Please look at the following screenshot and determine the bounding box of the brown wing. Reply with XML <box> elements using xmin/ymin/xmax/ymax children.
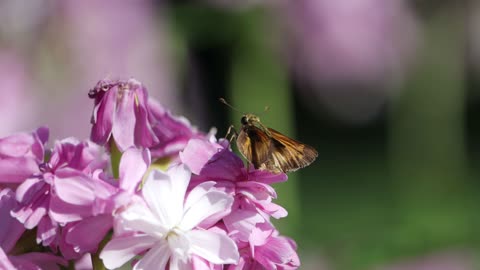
<box><xmin>236</xmin><ymin>126</ymin><xmax>271</xmax><ymax>169</ymax></box>
<box><xmin>261</xmin><ymin>128</ymin><xmax>318</xmax><ymax>173</ymax></box>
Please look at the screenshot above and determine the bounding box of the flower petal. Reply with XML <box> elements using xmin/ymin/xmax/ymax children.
<box><xmin>120</xmin><ymin>202</ymin><xmax>167</xmax><ymax>237</ymax></box>
<box><xmin>0</xmin><ymin>157</ymin><xmax>40</xmax><ymax>183</ymax></box>
<box><xmin>111</xmin><ymin>90</ymin><xmax>136</xmax><ymax>151</ymax></box>
<box><xmin>90</xmin><ymin>88</ymin><xmax>115</xmax><ymax>145</ymax></box>
<box><xmin>133</xmin><ymin>241</ymin><xmax>170</xmax><ymax>270</ymax></box>
<box><xmin>133</xmin><ymin>87</ymin><xmax>158</xmax><ymax>148</ymax></box>
<box><xmin>180</xmin><ymin>139</ymin><xmax>244</xmax><ymax>181</ymax></box>
<box><xmin>100</xmin><ymin>234</ymin><xmax>157</xmax><ymax>269</ymax></box>
<box><xmin>180</xmin><ymin>191</ymin><xmax>233</xmax><ymax>231</ymax></box>
<box><xmin>53</xmin><ymin>173</ymin><xmax>95</xmax><ymax>205</ymax></box>
<box><xmin>142</xmin><ymin>165</ymin><xmax>190</xmax><ymax>228</ymax></box>
<box><xmin>179</xmin><ymin>139</ymin><xmax>220</xmax><ymax>175</ymax></box>
<box><xmin>223</xmin><ymin>209</ymin><xmax>265</xmax><ymax>243</ymax></box>
<box><xmin>169</xmin><ymin>253</ymin><xmax>190</xmax><ymax>270</ymax></box>
<box><xmin>0</xmin><ymin>189</ymin><xmax>24</xmax><ymax>252</ymax></box>
<box><xmin>0</xmin><ymin>248</ymin><xmax>16</xmax><ymax>270</ymax></box>
<box><xmin>119</xmin><ymin>148</ymin><xmax>151</xmax><ymax>193</ymax></box>
<box><xmin>183</xmin><ymin>181</ymin><xmax>216</xmax><ymax>212</ymax></box>
<box><xmin>65</xmin><ymin>215</ymin><xmax>112</xmax><ymax>255</ymax></box>
<box><xmin>14</xmin><ymin>177</ymin><xmax>43</xmax><ymax>204</ymax></box>
<box><xmin>37</xmin><ymin>217</ymin><xmax>58</xmax><ymax>246</ymax></box>
<box><xmin>255</xmin><ymin>236</ymin><xmax>300</xmax><ymax>269</ymax></box>
<box><xmin>189</xmin><ymin>229</ymin><xmax>239</xmax><ymax>264</ymax></box>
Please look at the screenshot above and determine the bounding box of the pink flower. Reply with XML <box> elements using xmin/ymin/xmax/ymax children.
<box><xmin>148</xmin><ymin>99</ymin><xmax>206</xmax><ymax>159</ymax></box>
<box><xmin>0</xmin><ymin>189</ymin><xmax>66</xmax><ymax>270</ymax></box>
<box><xmin>89</xmin><ymin>78</ymin><xmax>209</xmax><ymax>160</ymax></box>
<box><xmin>0</xmin><ymin>189</ymin><xmax>24</xmax><ymax>254</ymax></box>
<box><xmin>89</xmin><ymin>78</ymin><xmax>158</xmax><ymax>152</ymax></box>
<box><xmin>53</xmin><ymin>148</ymin><xmax>150</xmax><ymax>259</ymax></box>
<box><xmin>100</xmin><ymin>164</ymin><xmax>239</xmax><ymax>269</ymax></box>
<box><xmin>180</xmin><ymin>138</ymin><xmax>301</xmax><ymax>269</ymax></box>
<box><xmin>231</xmin><ymin>233</ymin><xmax>300</xmax><ymax>270</ymax></box>
<box><xmin>9</xmin><ymin>138</ymin><xmax>106</xmax><ymax>248</ymax></box>
<box><xmin>0</xmin><ymin>127</ymin><xmax>48</xmax><ymax>185</ymax></box>
<box><xmin>1</xmin><ymin>249</ymin><xmax>67</xmax><ymax>270</ymax></box>
<box><xmin>180</xmin><ymin>138</ymin><xmax>288</xmax><ymax>219</ymax></box>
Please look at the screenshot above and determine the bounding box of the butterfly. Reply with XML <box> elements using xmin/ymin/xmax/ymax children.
<box><xmin>220</xmin><ymin>98</ymin><xmax>318</xmax><ymax>174</ymax></box>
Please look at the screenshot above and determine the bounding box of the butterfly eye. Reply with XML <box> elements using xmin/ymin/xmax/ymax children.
<box><xmin>241</xmin><ymin>116</ymin><xmax>248</xmax><ymax>125</ymax></box>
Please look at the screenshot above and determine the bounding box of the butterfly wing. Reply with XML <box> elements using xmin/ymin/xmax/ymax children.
<box><xmin>263</xmin><ymin>128</ymin><xmax>318</xmax><ymax>173</ymax></box>
<box><xmin>237</xmin><ymin>126</ymin><xmax>271</xmax><ymax>169</ymax></box>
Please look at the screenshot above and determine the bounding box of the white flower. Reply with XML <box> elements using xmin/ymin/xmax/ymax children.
<box><xmin>100</xmin><ymin>164</ymin><xmax>239</xmax><ymax>270</ymax></box>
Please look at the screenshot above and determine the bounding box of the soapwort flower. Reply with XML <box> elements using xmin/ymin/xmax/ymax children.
<box><xmin>0</xmin><ymin>77</ymin><xmax>302</xmax><ymax>270</ymax></box>
<box><xmin>89</xmin><ymin>78</ymin><xmax>158</xmax><ymax>152</ymax></box>
<box><xmin>4</xmin><ymin>135</ymin><xmax>107</xmax><ymax>248</ymax></box>
<box><xmin>0</xmin><ymin>189</ymin><xmax>66</xmax><ymax>270</ymax></box>
<box><xmin>88</xmin><ymin>78</ymin><xmax>206</xmax><ymax>160</ymax></box>
<box><xmin>100</xmin><ymin>164</ymin><xmax>239</xmax><ymax>269</ymax></box>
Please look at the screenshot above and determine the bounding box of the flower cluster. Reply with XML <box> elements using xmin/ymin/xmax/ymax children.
<box><xmin>0</xmin><ymin>78</ymin><xmax>300</xmax><ymax>270</ymax></box>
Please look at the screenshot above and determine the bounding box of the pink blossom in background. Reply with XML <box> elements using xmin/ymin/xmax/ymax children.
<box><xmin>59</xmin><ymin>0</ymin><xmax>176</xmax><ymax>139</ymax></box>
<box><xmin>283</xmin><ymin>0</ymin><xmax>418</xmax><ymax>83</ymax></box>
<box><xmin>0</xmin><ymin>1</ymin><xmax>177</xmax><ymax>140</ymax></box>
<box><xmin>279</xmin><ymin>0</ymin><xmax>419</xmax><ymax>123</ymax></box>
<box><xmin>0</xmin><ymin>53</ymin><xmax>35</xmax><ymax>137</ymax></box>
<box><xmin>0</xmin><ymin>0</ymin><xmax>52</xmax><ymax>44</ymax></box>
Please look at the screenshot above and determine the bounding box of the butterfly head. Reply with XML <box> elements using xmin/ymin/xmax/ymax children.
<box><xmin>241</xmin><ymin>114</ymin><xmax>261</xmax><ymax>126</ymax></box>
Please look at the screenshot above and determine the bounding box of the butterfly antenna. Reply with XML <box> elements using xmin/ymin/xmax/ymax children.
<box><xmin>219</xmin><ymin>98</ymin><xmax>243</xmax><ymax>114</ymax></box>
<box><xmin>257</xmin><ymin>105</ymin><xmax>270</xmax><ymax>118</ymax></box>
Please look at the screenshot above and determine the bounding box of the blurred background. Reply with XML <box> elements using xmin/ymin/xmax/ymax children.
<box><xmin>0</xmin><ymin>0</ymin><xmax>479</xmax><ymax>269</ymax></box>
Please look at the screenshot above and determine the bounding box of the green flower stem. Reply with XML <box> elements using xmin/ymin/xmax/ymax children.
<box><xmin>109</xmin><ymin>139</ymin><xmax>122</xmax><ymax>179</ymax></box>
<box><xmin>91</xmin><ymin>232</ymin><xmax>112</xmax><ymax>270</ymax></box>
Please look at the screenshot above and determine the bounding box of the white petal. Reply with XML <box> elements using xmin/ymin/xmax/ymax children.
<box><xmin>180</xmin><ymin>191</ymin><xmax>233</xmax><ymax>231</ymax></box>
<box><xmin>169</xmin><ymin>254</ymin><xmax>190</xmax><ymax>270</ymax></box>
<box><xmin>100</xmin><ymin>234</ymin><xmax>157</xmax><ymax>269</ymax></box>
<box><xmin>133</xmin><ymin>241</ymin><xmax>170</xmax><ymax>270</ymax></box>
<box><xmin>120</xmin><ymin>203</ymin><xmax>168</xmax><ymax>237</ymax></box>
<box><xmin>183</xmin><ymin>181</ymin><xmax>216</xmax><ymax>211</ymax></box>
<box><xmin>188</xmin><ymin>230</ymin><xmax>239</xmax><ymax>264</ymax></box>
<box><xmin>166</xmin><ymin>164</ymin><xmax>191</xmax><ymax>220</ymax></box>
<box><xmin>142</xmin><ymin>165</ymin><xmax>190</xmax><ymax>228</ymax></box>
<box><xmin>167</xmin><ymin>228</ymin><xmax>191</xmax><ymax>259</ymax></box>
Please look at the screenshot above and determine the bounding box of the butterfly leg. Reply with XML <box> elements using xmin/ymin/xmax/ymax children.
<box><xmin>225</xmin><ymin>125</ymin><xmax>238</xmax><ymax>143</ymax></box>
